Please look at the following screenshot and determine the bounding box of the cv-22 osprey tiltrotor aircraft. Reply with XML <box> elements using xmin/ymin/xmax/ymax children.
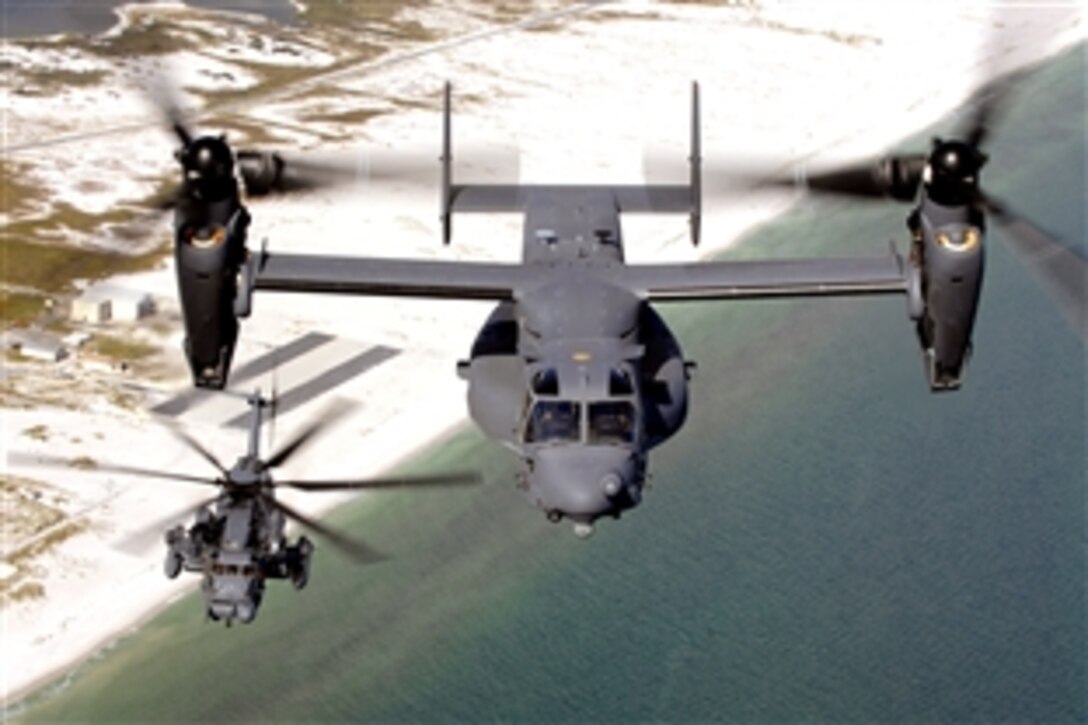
<box><xmin>165</xmin><ymin>81</ymin><xmax>1085</xmax><ymax>538</ymax></box>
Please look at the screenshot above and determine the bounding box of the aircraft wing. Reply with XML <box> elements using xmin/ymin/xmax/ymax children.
<box><xmin>621</xmin><ymin>254</ymin><xmax>909</xmax><ymax>300</ymax></box>
<box><xmin>253</xmin><ymin>251</ymin><xmax>907</xmax><ymax>302</ymax></box>
<box><xmin>252</xmin><ymin>252</ymin><xmax>532</xmax><ymax>300</ymax></box>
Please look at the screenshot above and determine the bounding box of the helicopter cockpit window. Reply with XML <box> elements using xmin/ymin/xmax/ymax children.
<box><xmin>525</xmin><ymin>400</ymin><xmax>581</xmax><ymax>444</ymax></box>
<box><xmin>531</xmin><ymin>368</ymin><xmax>559</xmax><ymax>396</ymax></box>
<box><xmin>589</xmin><ymin>401</ymin><xmax>636</xmax><ymax>445</ymax></box>
<box><xmin>608</xmin><ymin>368</ymin><xmax>634</xmax><ymax>396</ymax></box>
<box><xmin>212</xmin><ymin>562</ymin><xmax>255</xmax><ymax>577</ymax></box>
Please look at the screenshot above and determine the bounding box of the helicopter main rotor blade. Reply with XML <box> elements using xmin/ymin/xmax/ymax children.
<box><xmin>269</xmin><ymin>497</ymin><xmax>385</xmax><ymax>565</ymax></box>
<box><xmin>962</xmin><ymin>75</ymin><xmax>1008</xmax><ymax>149</ymax></box>
<box><xmin>163</xmin><ymin>423</ymin><xmax>230</xmax><ymax>477</ymax></box>
<box><xmin>237</xmin><ymin>145</ymin><xmax>519</xmax><ymax>199</ymax></box>
<box><xmin>115</xmin><ymin>494</ymin><xmax>221</xmax><ymax>555</ymax></box>
<box><xmin>980</xmin><ymin>191</ymin><xmax>1088</xmax><ymax>340</ymax></box>
<box><xmin>141</xmin><ymin>69</ymin><xmax>195</xmax><ymax>148</ymax></box>
<box><xmin>649</xmin><ymin>150</ymin><xmax>927</xmax><ymax>203</ymax></box>
<box><xmin>784</xmin><ymin>154</ymin><xmax>928</xmax><ymax>202</ymax></box>
<box><xmin>236</xmin><ymin>150</ymin><xmax>355</xmax><ymax>198</ymax></box>
<box><xmin>6</xmin><ymin>451</ymin><xmax>220</xmax><ymax>486</ymax></box>
<box><xmin>278</xmin><ymin>471</ymin><xmax>483</xmax><ymax>492</ymax></box>
<box><xmin>263</xmin><ymin>399</ymin><xmax>354</xmax><ymax>470</ymax></box>
<box><xmin>959</xmin><ymin>7</ymin><xmax>1035</xmax><ymax>151</ymax></box>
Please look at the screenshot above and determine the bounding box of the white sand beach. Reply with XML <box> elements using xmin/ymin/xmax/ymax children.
<box><xmin>1</xmin><ymin>0</ymin><xmax>1083</xmax><ymax>707</ymax></box>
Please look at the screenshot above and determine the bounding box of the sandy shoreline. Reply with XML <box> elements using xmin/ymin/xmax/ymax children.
<box><xmin>2</xmin><ymin>0</ymin><xmax>1084</xmax><ymax>710</ymax></box>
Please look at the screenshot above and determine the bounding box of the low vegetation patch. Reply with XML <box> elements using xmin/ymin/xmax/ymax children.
<box><xmin>3</xmin><ymin>581</ymin><xmax>46</xmax><ymax>604</ymax></box>
<box><xmin>0</xmin><ymin>475</ymin><xmax>67</xmax><ymax>552</ymax></box>
<box><xmin>1</xmin><ymin>517</ymin><xmax>89</xmax><ymax>605</ymax></box>
<box><xmin>69</xmin><ymin>456</ymin><xmax>98</xmax><ymax>471</ymax></box>
<box><xmin>0</xmin><ymin>237</ymin><xmax>165</xmax><ymax>296</ymax></box>
<box><xmin>9</xmin><ymin>520</ymin><xmax>89</xmax><ymax>565</ymax></box>
<box><xmin>299</xmin><ymin>107</ymin><xmax>389</xmax><ymax>127</ymax></box>
<box><xmin>84</xmin><ymin>334</ymin><xmax>157</xmax><ymax>363</ymax></box>
<box><xmin>299</xmin><ymin>0</ymin><xmax>431</xmax><ymax>33</ymax></box>
<box><xmin>13</xmin><ymin>67</ymin><xmax>109</xmax><ymax>92</ymax></box>
<box><xmin>20</xmin><ymin>425</ymin><xmax>49</xmax><ymax>442</ymax></box>
<box><xmin>1</xmin><ymin>292</ymin><xmax>46</xmax><ymax>328</ymax></box>
<box><xmin>0</xmin><ymin>160</ymin><xmax>50</xmax><ymax>218</ymax></box>
<box><xmin>80</xmin><ymin>17</ymin><xmax>197</xmax><ymax>57</ymax></box>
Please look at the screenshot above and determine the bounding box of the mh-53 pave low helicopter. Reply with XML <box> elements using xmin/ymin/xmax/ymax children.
<box><xmin>15</xmin><ymin>391</ymin><xmax>480</xmax><ymax>625</ymax></box>
<box><xmin>164</xmin><ymin>77</ymin><xmax>1084</xmax><ymax>538</ymax></box>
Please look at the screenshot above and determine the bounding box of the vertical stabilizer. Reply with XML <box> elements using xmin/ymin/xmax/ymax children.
<box><xmin>441</xmin><ymin>81</ymin><xmax>453</xmax><ymax>245</ymax></box>
<box><xmin>690</xmin><ymin>80</ymin><xmax>702</xmax><ymax>246</ymax></box>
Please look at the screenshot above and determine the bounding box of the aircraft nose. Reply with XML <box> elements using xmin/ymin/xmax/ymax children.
<box><xmin>210</xmin><ymin>600</ymin><xmax>236</xmax><ymax>621</ymax></box>
<box><xmin>530</xmin><ymin>447</ymin><xmax>639</xmax><ymax>521</ymax></box>
<box><xmin>209</xmin><ymin>596</ymin><xmax>256</xmax><ymax>624</ymax></box>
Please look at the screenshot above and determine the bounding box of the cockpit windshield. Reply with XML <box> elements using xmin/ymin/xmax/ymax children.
<box><xmin>525</xmin><ymin>400</ymin><xmax>581</xmax><ymax>444</ymax></box>
<box><xmin>589</xmin><ymin>401</ymin><xmax>636</xmax><ymax>445</ymax></box>
<box><xmin>211</xmin><ymin>562</ymin><xmax>257</xmax><ymax>577</ymax></box>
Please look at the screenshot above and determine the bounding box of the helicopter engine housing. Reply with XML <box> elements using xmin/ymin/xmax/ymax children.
<box><xmin>638</xmin><ymin>305</ymin><xmax>689</xmax><ymax>446</ymax></box>
<box><xmin>174</xmin><ymin>202</ymin><xmax>250</xmax><ymax>389</ymax></box>
<box><xmin>460</xmin><ymin>302</ymin><xmax>525</xmax><ymax>444</ymax></box>
<box><xmin>911</xmin><ymin>198</ymin><xmax>985</xmax><ymax>391</ymax></box>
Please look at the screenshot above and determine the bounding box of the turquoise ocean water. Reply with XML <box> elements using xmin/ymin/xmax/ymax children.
<box><xmin>16</xmin><ymin>43</ymin><xmax>1085</xmax><ymax>723</ymax></box>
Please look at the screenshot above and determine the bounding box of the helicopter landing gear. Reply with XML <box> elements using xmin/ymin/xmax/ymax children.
<box><xmin>163</xmin><ymin>525</ymin><xmax>187</xmax><ymax>579</ymax></box>
<box><xmin>164</xmin><ymin>550</ymin><xmax>183</xmax><ymax>579</ymax></box>
<box><xmin>288</xmin><ymin>536</ymin><xmax>313</xmax><ymax>590</ymax></box>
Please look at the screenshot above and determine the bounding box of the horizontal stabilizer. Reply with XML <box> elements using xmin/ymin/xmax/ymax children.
<box><xmin>442</xmin><ymin>81</ymin><xmax>701</xmax><ymax>244</ymax></box>
<box><xmin>448</xmin><ymin>183</ymin><xmax>693</xmax><ymax>214</ymax></box>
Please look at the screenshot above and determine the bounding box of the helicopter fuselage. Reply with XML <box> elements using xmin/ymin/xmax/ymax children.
<box><xmin>164</xmin><ymin>480</ymin><xmax>311</xmax><ymax>625</ymax></box>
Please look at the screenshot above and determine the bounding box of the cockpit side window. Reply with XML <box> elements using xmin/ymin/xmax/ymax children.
<box><xmin>525</xmin><ymin>400</ymin><xmax>581</xmax><ymax>443</ymax></box>
<box><xmin>609</xmin><ymin>367</ymin><xmax>634</xmax><ymax>396</ymax></box>
<box><xmin>531</xmin><ymin>368</ymin><xmax>559</xmax><ymax>396</ymax></box>
<box><xmin>589</xmin><ymin>401</ymin><xmax>636</xmax><ymax>445</ymax></box>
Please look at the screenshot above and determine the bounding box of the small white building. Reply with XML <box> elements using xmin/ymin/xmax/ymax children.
<box><xmin>110</xmin><ymin>292</ymin><xmax>155</xmax><ymax>322</ymax></box>
<box><xmin>5</xmin><ymin>330</ymin><xmax>68</xmax><ymax>362</ymax></box>
<box><xmin>70</xmin><ymin>296</ymin><xmax>111</xmax><ymax>324</ymax></box>
<box><xmin>71</xmin><ymin>288</ymin><xmax>154</xmax><ymax>323</ymax></box>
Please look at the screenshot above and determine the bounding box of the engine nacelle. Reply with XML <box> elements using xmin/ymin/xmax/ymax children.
<box><xmin>460</xmin><ymin>303</ymin><xmax>525</xmax><ymax>444</ymax></box>
<box><xmin>237</xmin><ymin>151</ymin><xmax>285</xmax><ymax>197</ymax></box>
<box><xmin>174</xmin><ymin>203</ymin><xmax>250</xmax><ymax>389</ymax></box>
<box><xmin>911</xmin><ymin>199</ymin><xmax>985</xmax><ymax>391</ymax></box>
<box><xmin>638</xmin><ymin>305</ymin><xmax>689</xmax><ymax>447</ymax></box>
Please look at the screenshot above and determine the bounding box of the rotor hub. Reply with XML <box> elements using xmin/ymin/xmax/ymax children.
<box><xmin>178</xmin><ymin>136</ymin><xmax>236</xmax><ymax>199</ymax></box>
<box><xmin>924</xmin><ymin>139</ymin><xmax>987</xmax><ymax>206</ymax></box>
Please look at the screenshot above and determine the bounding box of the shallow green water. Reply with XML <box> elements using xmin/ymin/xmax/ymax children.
<box><xmin>18</xmin><ymin>44</ymin><xmax>1085</xmax><ymax>723</ymax></box>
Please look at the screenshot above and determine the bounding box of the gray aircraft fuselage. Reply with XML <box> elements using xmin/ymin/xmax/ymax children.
<box><xmin>461</xmin><ymin>189</ymin><xmax>689</xmax><ymax>534</ymax></box>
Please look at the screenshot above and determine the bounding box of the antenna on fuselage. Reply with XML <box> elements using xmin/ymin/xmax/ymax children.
<box><xmin>690</xmin><ymin>80</ymin><xmax>702</xmax><ymax>247</ymax></box>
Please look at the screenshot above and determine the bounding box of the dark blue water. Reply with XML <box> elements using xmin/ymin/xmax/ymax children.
<box><xmin>16</xmin><ymin>43</ymin><xmax>1085</xmax><ymax>723</ymax></box>
<box><xmin>0</xmin><ymin>0</ymin><xmax>295</xmax><ymax>39</ymax></box>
